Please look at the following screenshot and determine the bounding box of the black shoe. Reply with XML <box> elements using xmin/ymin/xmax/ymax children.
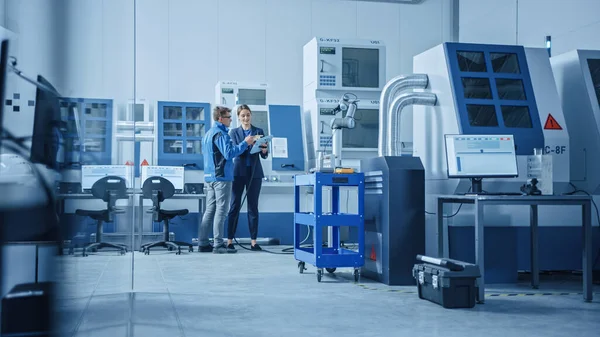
<box><xmin>198</xmin><ymin>245</ymin><xmax>213</xmax><ymax>253</ymax></box>
<box><xmin>226</xmin><ymin>244</ymin><xmax>237</xmax><ymax>254</ymax></box>
<box><xmin>251</xmin><ymin>244</ymin><xmax>262</xmax><ymax>251</ymax></box>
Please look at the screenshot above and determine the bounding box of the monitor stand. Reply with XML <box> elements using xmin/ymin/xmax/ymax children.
<box><xmin>470</xmin><ymin>177</ymin><xmax>483</xmax><ymax>194</ymax></box>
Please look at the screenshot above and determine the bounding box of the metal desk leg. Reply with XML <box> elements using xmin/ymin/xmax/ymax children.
<box><xmin>138</xmin><ymin>195</ymin><xmax>144</xmax><ymax>250</ymax></box>
<box><xmin>198</xmin><ymin>198</ymin><xmax>205</xmax><ymax>249</ymax></box>
<box><xmin>475</xmin><ymin>200</ymin><xmax>485</xmax><ymax>303</ymax></box>
<box><xmin>530</xmin><ymin>204</ymin><xmax>539</xmax><ymax>289</ymax></box>
<box><xmin>437</xmin><ymin>199</ymin><xmax>445</xmax><ymax>258</ymax></box>
<box><xmin>583</xmin><ymin>200</ymin><xmax>593</xmax><ymax>302</ymax></box>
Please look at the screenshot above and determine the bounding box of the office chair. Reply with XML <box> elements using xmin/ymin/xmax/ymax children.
<box><xmin>140</xmin><ymin>176</ymin><xmax>193</xmax><ymax>255</ymax></box>
<box><xmin>74</xmin><ymin>176</ymin><xmax>128</xmax><ymax>256</ymax></box>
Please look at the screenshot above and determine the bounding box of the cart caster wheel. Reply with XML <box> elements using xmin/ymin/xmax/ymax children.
<box><xmin>189</xmin><ymin>247</ymin><xmax>194</xmax><ymax>252</ymax></box>
<box><xmin>326</xmin><ymin>268</ymin><xmax>336</xmax><ymax>274</ymax></box>
<box><xmin>145</xmin><ymin>249</ymin><xmax>150</xmax><ymax>255</ymax></box>
<box><xmin>298</xmin><ymin>262</ymin><xmax>306</xmax><ymax>274</ymax></box>
<box><xmin>168</xmin><ymin>246</ymin><xmax>174</xmax><ymax>251</ymax></box>
<box><xmin>317</xmin><ymin>269</ymin><xmax>323</xmax><ymax>282</ymax></box>
<box><xmin>353</xmin><ymin>269</ymin><xmax>360</xmax><ymax>282</ymax></box>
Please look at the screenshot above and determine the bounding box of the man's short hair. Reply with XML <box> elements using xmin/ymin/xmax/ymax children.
<box><xmin>213</xmin><ymin>106</ymin><xmax>231</xmax><ymax>121</ymax></box>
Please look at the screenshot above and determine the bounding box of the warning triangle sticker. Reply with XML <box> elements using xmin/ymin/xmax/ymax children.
<box><xmin>141</xmin><ymin>159</ymin><xmax>149</xmax><ymax>166</ymax></box>
<box><xmin>370</xmin><ymin>245</ymin><xmax>376</xmax><ymax>261</ymax></box>
<box><xmin>544</xmin><ymin>114</ymin><xmax>562</xmax><ymax>130</ymax></box>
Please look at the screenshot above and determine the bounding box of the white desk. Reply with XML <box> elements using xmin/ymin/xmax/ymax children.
<box><xmin>436</xmin><ymin>194</ymin><xmax>593</xmax><ymax>303</ymax></box>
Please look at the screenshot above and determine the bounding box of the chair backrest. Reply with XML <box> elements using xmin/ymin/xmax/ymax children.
<box><xmin>142</xmin><ymin>176</ymin><xmax>175</xmax><ymax>202</ymax></box>
<box><xmin>91</xmin><ymin>176</ymin><xmax>128</xmax><ymax>202</ymax></box>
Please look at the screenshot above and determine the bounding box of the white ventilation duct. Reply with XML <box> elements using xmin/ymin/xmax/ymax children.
<box><xmin>387</xmin><ymin>92</ymin><xmax>437</xmax><ymax>156</ymax></box>
<box><xmin>377</xmin><ymin>74</ymin><xmax>429</xmax><ymax>156</ymax></box>
<box><xmin>344</xmin><ymin>0</ymin><xmax>426</xmax><ymax>4</ymax></box>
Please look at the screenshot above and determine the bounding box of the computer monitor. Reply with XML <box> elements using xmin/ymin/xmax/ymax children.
<box><xmin>30</xmin><ymin>75</ymin><xmax>64</xmax><ymax>169</ymax></box>
<box><xmin>444</xmin><ymin>134</ymin><xmax>518</xmax><ymax>194</ymax></box>
<box><xmin>141</xmin><ymin>166</ymin><xmax>185</xmax><ymax>192</ymax></box>
<box><xmin>81</xmin><ymin>165</ymin><xmax>133</xmax><ymax>191</ymax></box>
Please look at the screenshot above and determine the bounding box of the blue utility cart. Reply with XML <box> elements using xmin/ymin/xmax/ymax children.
<box><xmin>294</xmin><ymin>172</ymin><xmax>365</xmax><ymax>282</ymax></box>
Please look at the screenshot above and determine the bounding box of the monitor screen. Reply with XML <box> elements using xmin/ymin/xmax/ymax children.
<box><xmin>445</xmin><ymin>134</ymin><xmax>518</xmax><ymax>178</ymax></box>
<box><xmin>81</xmin><ymin>165</ymin><xmax>133</xmax><ymax>190</ymax></box>
<box><xmin>342</xmin><ymin>47</ymin><xmax>379</xmax><ymax>88</ymax></box>
<box><xmin>141</xmin><ymin>165</ymin><xmax>184</xmax><ymax>191</ymax></box>
<box><xmin>30</xmin><ymin>75</ymin><xmax>64</xmax><ymax>169</ymax></box>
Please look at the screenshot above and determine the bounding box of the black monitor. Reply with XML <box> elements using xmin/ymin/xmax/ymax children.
<box><xmin>0</xmin><ymin>39</ymin><xmax>9</xmax><ymax>153</ymax></box>
<box><xmin>444</xmin><ymin>134</ymin><xmax>519</xmax><ymax>194</ymax></box>
<box><xmin>30</xmin><ymin>75</ymin><xmax>64</xmax><ymax>169</ymax></box>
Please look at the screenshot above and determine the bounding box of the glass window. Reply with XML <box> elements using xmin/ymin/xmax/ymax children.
<box><xmin>587</xmin><ymin>59</ymin><xmax>600</xmax><ymax>109</ymax></box>
<box><xmin>342</xmin><ymin>47</ymin><xmax>379</xmax><ymax>88</ymax></box>
<box><xmin>490</xmin><ymin>53</ymin><xmax>521</xmax><ymax>74</ymax></box>
<box><xmin>85</xmin><ymin>120</ymin><xmax>107</xmax><ymax>135</ymax></box>
<box><xmin>467</xmin><ymin>104</ymin><xmax>498</xmax><ymax>127</ymax></box>
<box><xmin>163</xmin><ymin>123</ymin><xmax>183</xmax><ymax>137</ymax></box>
<box><xmin>496</xmin><ymin>79</ymin><xmax>526</xmax><ymax>100</ymax></box>
<box><xmin>186</xmin><ymin>107</ymin><xmax>205</xmax><ymax>121</ymax></box>
<box><xmin>457</xmin><ymin>51</ymin><xmax>487</xmax><ymax>72</ymax></box>
<box><xmin>342</xmin><ymin>109</ymin><xmax>378</xmax><ymax>148</ymax></box>
<box><xmin>251</xmin><ymin>110</ymin><xmax>270</xmax><ymax>136</ymax></box>
<box><xmin>163</xmin><ymin>140</ymin><xmax>183</xmax><ymax>154</ymax></box>
<box><xmin>238</xmin><ymin>89</ymin><xmax>266</xmax><ymax>105</ymax></box>
<box><xmin>83</xmin><ymin>138</ymin><xmax>105</xmax><ymax>152</ymax></box>
<box><xmin>164</xmin><ymin>106</ymin><xmax>182</xmax><ymax>120</ymax></box>
<box><xmin>461</xmin><ymin>77</ymin><xmax>492</xmax><ymax>99</ymax></box>
<box><xmin>185</xmin><ymin>123</ymin><xmax>205</xmax><ymax>137</ymax></box>
<box><xmin>186</xmin><ymin>140</ymin><xmax>202</xmax><ymax>154</ymax></box>
<box><xmin>501</xmin><ymin>106</ymin><xmax>532</xmax><ymax>128</ymax></box>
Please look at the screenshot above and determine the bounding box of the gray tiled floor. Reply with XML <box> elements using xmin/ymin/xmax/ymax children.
<box><xmin>54</xmin><ymin>246</ymin><xmax>600</xmax><ymax>337</ymax></box>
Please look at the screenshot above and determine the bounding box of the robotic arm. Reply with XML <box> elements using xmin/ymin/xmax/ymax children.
<box><xmin>327</xmin><ymin>93</ymin><xmax>359</xmax><ymax>169</ymax></box>
<box><xmin>330</xmin><ymin>93</ymin><xmax>358</xmax><ymax>130</ymax></box>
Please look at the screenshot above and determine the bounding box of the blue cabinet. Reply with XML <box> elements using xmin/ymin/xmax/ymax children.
<box><xmin>157</xmin><ymin>101</ymin><xmax>211</xmax><ymax>168</ymax></box>
<box><xmin>59</xmin><ymin>98</ymin><xmax>113</xmax><ymax>165</ymax></box>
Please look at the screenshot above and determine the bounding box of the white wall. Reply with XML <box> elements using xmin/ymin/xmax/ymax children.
<box><xmin>460</xmin><ymin>0</ymin><xmax>600</xmax><ymax>55</ymax></box>
<box><xmin>1</xmin><ymin>0</ymin><xmax>455</xmax><ymax>141</ymax></box>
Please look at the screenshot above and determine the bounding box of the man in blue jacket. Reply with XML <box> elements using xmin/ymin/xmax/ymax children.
<box><xmin>199</xmin><ymin>106</ymin><xmax>254</xmax><ymax>254</ymax></box>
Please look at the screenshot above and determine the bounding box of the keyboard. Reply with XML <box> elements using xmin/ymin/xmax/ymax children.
<box><xmin>464</xmin><ymin>192</ymin><xmax>522</xmax><ymax>196</ymax></box>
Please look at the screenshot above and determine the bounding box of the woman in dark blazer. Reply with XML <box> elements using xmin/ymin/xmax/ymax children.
<box><xmin>226</xmin><ymin>104</ymin><xmax>269</xmax><ymax>251</ymax></box>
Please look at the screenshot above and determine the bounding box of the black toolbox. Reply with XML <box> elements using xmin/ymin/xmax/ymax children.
<box><xmin>412</xmin><ymin>255</ymin><xmax>481</xmax><ymax>308</ymax></box>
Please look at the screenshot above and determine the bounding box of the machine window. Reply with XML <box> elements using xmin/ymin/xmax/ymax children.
<box><xmin>461</xmin><ymin>77</ymin><xmax>493</xmax><ymax>99</ymax></box>
<box><xmin>495</xmin><ymin>78</ymin><xmax>526</xmax><ymax>100</ymax></box>
<box><xmin>342</xmin><ymin>47</ymin><xmax>379</xmax><ymax>88</ymax></box>
<box><xmin>238</xmin><ymin>89</ymin><xmax>267</xmax><ymax>106</ymax></box>
<box><xmin>250</xmin><ymin>110</ymin><xmax>270</xmax><ymax>136</ymax></box>
<box><xmin>490</xmin><ymin>53</ymin><xmax>521</xmax><ymax>74</ymax></box>
<box><xmin>164</xmin><ymin>106</ymin><xmax>183</xmax><ymax>120</ymax></box>
<box><xmin>501</xmin><ymin>105</ymin><xmax>532</xmax><ymax>128</ymax></box>
<box><xmin>163</xmin><ymin>123</ymin><xmax>183</xmax><ymax>137</ymax></box>
<box><xmin>342</xmin><ymin>109</ymin><xmax>378</xmax><ymax>148</ymax></box>
<box><xmin>588</xmin><ymin>59</ymin><xmax>600</xmax><ymax>109</ymax></box>
<box><xmin>467</xmin><ymin>104</ymin><xmax>498</xmax><ymax>127</ymax></box>
<box><xmin>186</xmin><ymin>107</ymin><xmax>205</xmax><ymax>121</ymax></box>
<box><xmin>186</xmin><ymin>140</ymin><xmax>202</xmax><ymax>154</ymax></box>
<box><xmin>185</xmin><ymin>123</ymin><xmax>205</xmax><ymax>137</ymax></box>
<box><xmin>457</xmin><ymin>51</ymin><xmax>487</xmax><ymax>72</ymax></box>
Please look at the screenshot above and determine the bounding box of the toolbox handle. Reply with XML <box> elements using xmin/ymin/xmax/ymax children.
<box><xmin>416</xmin><ymin>255</ymin><xmax>464</xmax><ymax>271</ymax></box>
